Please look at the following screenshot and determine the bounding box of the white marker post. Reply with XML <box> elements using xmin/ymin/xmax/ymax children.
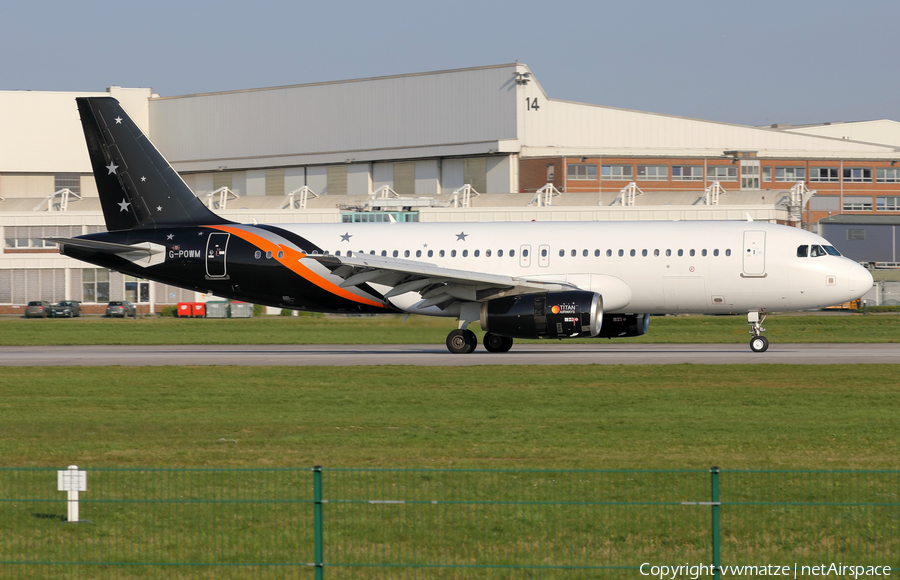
<box><xmin>57</xmin><ymin>465</ymin><xmax>87</xmax><ymax>523</ymax></box>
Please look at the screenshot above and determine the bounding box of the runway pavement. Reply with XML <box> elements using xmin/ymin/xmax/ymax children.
<box><xmin>1</xmin><ymin>343</ymin><xmax>898</xmax><ymax>366</ymax></box>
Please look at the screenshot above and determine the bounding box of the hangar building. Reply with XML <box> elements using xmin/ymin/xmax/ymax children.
<box><xmin>1</xmin><ymin>63</ymin><xmax>898</xmax><ymax>312</ymax></box>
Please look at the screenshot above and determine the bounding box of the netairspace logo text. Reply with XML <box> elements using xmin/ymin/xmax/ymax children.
<box><xmin>640</xmin><ymin>563</ymin><xmax>892</xmax><ymax>579</ymax></box>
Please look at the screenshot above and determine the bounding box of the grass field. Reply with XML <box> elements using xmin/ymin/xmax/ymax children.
<box><xmin>1</xmin><ymin>365</ymin><xmax>897</xmax><ymax>470</ymax></box>
<box><xmin>2</xmin><ymin>311</ymin><xmax>899</xmax><ymax>345</ymax></box>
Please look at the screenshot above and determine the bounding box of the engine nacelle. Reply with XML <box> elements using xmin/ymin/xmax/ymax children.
<box><xmin>597</xmin><ymin>313</ymin><xmax>650</xmax><ymax>338</ymax></box>
<box><xmin>481</xmin><ymin>291</ymin><xmax>602</xmax><ymax>340</ymax></box>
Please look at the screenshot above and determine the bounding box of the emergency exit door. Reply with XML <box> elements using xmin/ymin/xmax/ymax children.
<box><xmin>742</xmin><ymin>230</ymin><xmax>766</xmax><ymax>276</ymax></box>
<box><xmin>206</xmin><ymin>232</ymin><xmax>230</xmax><ymax>279</ymax></box>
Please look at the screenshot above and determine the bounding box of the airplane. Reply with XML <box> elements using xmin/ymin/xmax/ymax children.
<box><xmin>49</xmin><ymin>97</ymin><xmax>873</xmax><ymax>354</ymax></box>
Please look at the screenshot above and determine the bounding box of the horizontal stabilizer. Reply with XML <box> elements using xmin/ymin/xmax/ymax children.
<box><xmin>43</xmin><ymin>237</ymin><xmax>162</xmax><ymax>256</ymax></box>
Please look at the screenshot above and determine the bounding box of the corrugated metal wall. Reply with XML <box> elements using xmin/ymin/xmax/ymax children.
<box><xmin>149</xmin><ymin>66</ymin><xmax>519</xmax><ymax>170</ymax></box>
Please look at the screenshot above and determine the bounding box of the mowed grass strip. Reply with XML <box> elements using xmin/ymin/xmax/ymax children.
<box><xmin>1</xmin><ymin>365</ymin><xmax>896</xmax><ymax>469</ymax></box>
<box><xmin>2</xmin><ymin>312</ymin><xmax>900</xmax><ymax>345</ymax></box>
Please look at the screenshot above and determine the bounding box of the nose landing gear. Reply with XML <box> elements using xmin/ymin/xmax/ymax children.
<box><xmin>748</xmin><ymin>311</ymin><xmax>769</xmax><ymax>352</ymax></box>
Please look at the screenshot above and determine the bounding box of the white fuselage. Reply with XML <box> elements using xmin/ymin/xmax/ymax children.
<box><xmin>283</xmin><ymin>220</ymin><xmax>873</xmax><ymax>315</ymax></box>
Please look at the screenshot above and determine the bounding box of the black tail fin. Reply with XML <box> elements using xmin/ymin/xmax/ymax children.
<box><xmin>76</xmin><ymin>97</ymin><xmax>231</xmax><ymax>232</ymax></box>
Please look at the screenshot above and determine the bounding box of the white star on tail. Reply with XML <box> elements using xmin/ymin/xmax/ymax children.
<box><xmin>114</xmin><ymin>117</ymin><xmax>123</xmax><ymax>124</ymax></box>
<box><xmin>118</xmin><ymin>199</ymin><xmax>131</xmax><ymax>212</ymax></box>
<box><xmin>156</xmin><ymin>206</ymin><xmax>163</xmax><ymax>212</ymax></box>
<box><xmin>106</xmin><ymin>163</ymin><xmax>118</xmax><ymax>175</ymax></box>
<box><xmin>166</xmin><ymin>234</ymin><xmax>174</xmax><ymax>240</ymax></box>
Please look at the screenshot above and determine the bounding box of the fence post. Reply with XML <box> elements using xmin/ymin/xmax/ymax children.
<box><xmin>314</xmin><ymin>466</ymin><xmax>324</xmax><ymax>580</ymax></box>
<box><xmin>710</xmin><ymin>466</ymin><xmax>721</xmax><ymax>580</ymax></box>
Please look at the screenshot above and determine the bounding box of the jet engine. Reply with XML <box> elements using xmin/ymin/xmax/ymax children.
<box><xmin>480</xmin><ymin>291</ymin><xmax>602</xmax><ymax>340</ymax></box>
<box><xmin>596</xmin><ymin>313</ymin><xmax>650</xmax><ymax>338</ymax></box>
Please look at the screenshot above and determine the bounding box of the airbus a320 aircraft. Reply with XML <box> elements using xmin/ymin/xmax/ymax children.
<box><xmin>50</xmin><ymin>98</ymin><xmax>873</xmax><ymax>354</ymax></box>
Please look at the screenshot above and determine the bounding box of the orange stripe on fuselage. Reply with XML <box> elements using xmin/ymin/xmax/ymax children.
<box><xmin>206</xmin><ymin>225</ymin><xmax>386</xmax><ymax>309</ymax></box>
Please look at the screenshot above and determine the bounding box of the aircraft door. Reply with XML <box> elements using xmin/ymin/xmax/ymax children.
<box><xmin>519</xmin><ymin>244</ymin><xmax>532</xmax><ymax>268</ymax></box>
<box><xmin>538</xmin><ymin>244</ymin><xmax>550</xmax><ymax>267</ymax></box>
<box><xmin>206</xmin><ymin>232</ymin><xmax>230</xmax><ymax>279</ymax></box>
<box><xmin>742</xmin><ymin>230</ymin><xmax>766</xmax><ymax>276</ymax></box>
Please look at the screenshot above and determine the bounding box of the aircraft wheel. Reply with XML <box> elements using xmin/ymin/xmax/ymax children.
<box><xmin>446</xmin><ymin>329</ymin><xmax>477</xmax><ymax>354</ymax></box>
<box><xmin>749</xmin><ymin>336</ymin><xmax>769</xmax><ymax>353</ymax></box>
<box><xmin>483</xmin><ymin>332</ymin><xmax>514</xmax><ymax>353</ymax></box>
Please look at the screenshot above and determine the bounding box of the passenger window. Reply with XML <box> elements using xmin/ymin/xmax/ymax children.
<box><xmin>254</xmin><ymin>251</ymin><xmax>261</xmax><ymax>259</ymax></box>
<box><xmin>606</xmin><ymin>249</ymin><xmax>612</xmax><ymax>257</ymax></box>
<box><xmin>462</xmin><ymin>250</ymin><xmax>468</xmax><ymax>257</ymax></box>
<box><xmin>571</xmin><ymin>249</ymin><xmax>577</xmax><ymax>257</ymax></box>
<box><xmin>439</xmin><ymin>250</ymin><xmax>445</xmax><ymax>257</ymax></box>
<box><xmin>678</xmin><ymin>249</ymin><xmax>683</xmax><ymax>257</ymax></box>
<box><xmin>370</xmin><ymin>250</ymin><xmax>375</xmax><ymax>255</ymax></box>
<box><xmin>797</xmin><ymin>245</ymin><xmax>809</xmax><ymax>257</ymax></box>
<box><xmin>583</xmin><ymin>249</ymin><xmax>588</xmax><ymax>257</ymax></box>
<box><xmin>381</xmin><ymin>250</ymin><xmax>387</xmax><ymax>256</ymax></box>
<box><xmin>392</xmin><ymin>250</ymin><xmax>398</xmax><ymax>257</ymax></box>
<box><xmin>427</xmin><ymin>250</ymin><xmax>433</xmax><ymax>258</ymax></box>
<box><xmin>522</xmin><ymin>249</ymin><xmax>528</xmax><ymax>257</ymax></box>
<box><xmin>654</xmin><ymin>249</ymin><xmax>659</xmax><ymax>256</ymax></box>
<box><xmin>642</xmin><ymin>249</ymin><xmax>648</xmax><ymax>257</ymax></box>
<box><xmin>486</xmin><ymin>249</ymin><xmax>491</xmax><ymax>257</ymax></box>
<box><xmin>714</xmin><ymin>249</ymin><xmax>719</xmax><ymax>256</ymax></box>
<box><xmin>510</xmin><ymin>249</ymin><xmax>516</xmax><ymax>257</ymax></box>
<box><xmin>618</xmin><ymin>249</ymin><xmax>624</xmax><ymax>257</ymax></box>
<box><xmin>335</xmin><ymin>250</ymin><xmax>341</xmax><ymax>257</ymax></box>
<box><xmin>701</xmin><ymin>249</ymin><xmax>707</xmax><ymax>257</ymax></box>
<box><xmin>474</xmin><ymin>250</ymin><xmax>480</xmax><ymax>257</ymax></box>
<box><xmin>666</xmin><ymin>249</ymin><xmax>671</xmax><ymax>257</ymax></box>
<box><xmin>404</xmin><ymin>250</ymin><xmax>410</xmax><ymax>257</ymax></box>
<box><xmin>725</xmin><ymin>249</ymin><xmax>732</xmax><ymax>256</ymax></box>
<box><xmin>629</xmin><ymin>249</ymin><xmax>636</xmax><ymax>257</ymax></box>
<box><xmin>266</xmin><ymin>250</ymin><xmax>273</xmax><ymax>259</ymax></box>
<box><xmin>595</xmin><ymin>249</ymin><xmax>600</xmax><ymax>257</ymax></box>
<box><xmin>690</xmin><ymin>249</ymin><xmax>695</xmax><ymax>257</ymax></box>
<box><xmin>451</xmin><ymin>250</ymin><xmax>457</xmax><ymax>257</ymax></box>
<box><xmin>416</xmin><ymin>250</ymin><xmax>421</xmax><ymax>257</ymax></box>
<box><xmin>498</xmin><ymin>249</ymin><xmax>504</xmax><ymax>257</ymax></box>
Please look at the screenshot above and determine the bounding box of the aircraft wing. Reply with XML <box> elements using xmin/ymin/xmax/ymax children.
<box><xmin>306</xmin><ymin>252</ymin><xmax>575</xmax><ymax>310</ymax></box>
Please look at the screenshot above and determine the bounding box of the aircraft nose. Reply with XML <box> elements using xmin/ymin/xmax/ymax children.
<box><xmin>847</xmin><ymin>262</ymin><xmax>874</xmax><ymax>300</ymax></box>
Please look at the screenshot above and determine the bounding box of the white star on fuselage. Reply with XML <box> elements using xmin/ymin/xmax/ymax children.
<box><xmin>114</xmin><ymin>117</ymin><xmax>123</xmax><ymax>124</ymax></box>
<box><xmin>106</xmin><ymin>163</ymin><xmax>118</xmax><ymax>175</ymax></box>
<box><xmin>118</xmin><ymin>199</ymin><xmax>131</xmax><ymax>212</ymax></box>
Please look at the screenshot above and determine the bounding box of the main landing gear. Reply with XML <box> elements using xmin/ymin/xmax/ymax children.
<box><xmin>445</xmin><ymin>330</ymin><xmax>514</xmax><ymax>354</ymax></box>
<box><xmin>748</xmin><ymin>311</ymin><xmax>769</xmax><ymax>353</ymax></box>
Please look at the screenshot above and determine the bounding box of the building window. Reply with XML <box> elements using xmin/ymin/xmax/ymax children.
<box><xmin>82</xmin><ymin>269</ymin><xmax>110</xmax><ymax>303</ymax></box>
<box><xmin>877</xmin><ymin>196</ymin><xmax>900</xmax><ymax>211</ymax></box>
<box><xmin>547</xmin><ymin>164</ymin><xmax>555</xmax><ymax>181</ymax></box>
<box><xmin>847</xmin><ymin>229</ymin><xmax>866</xmax><ymax>241</ymax></box>
<box><xmin>810</xmin><ymin>167</ymin><xmax>840</xmax><ymax>182</ymax></box>
<box><xmin>671</xmin><ymin>166</ymin><xmax>703</xmax><ymax>181</ymax></box>
<box><xmin>876</xmin><ymin>168</ymin><xmax>900</xmax><ymax>183</ymax></box>
<box><xmin>843</xmin><ymin>198</ymin><xmax>873</xmax><ymax>211</ymax></box>
<box><xmin>843</xmin><ymin>168</ymin><xmax>872</xmax><ymax>183</ymax></box>
<box><xmin>601</xmin><ymin>165</ymin><xmax>633</xmax><ymax>181</ymax></box>
<box><xmin>54</xmin><ymin>173</ymin><xmax>81</xmax><ymax>195</ymax></box>
<box><xmin>567</xmin><ymin>164</ymin><xmax>597</xmax><ymax>180</ymax></box>
<box><xmin>762</xmin><ymin>167</ymin><xmax>772</xmax><ymax>181</ymax></box>
<box><xmin>775</xmin><ymin>167</ymin><xmax>806</xmax><ymax>182</ymax></box>
<box><xmin>4</xmin><ymin>225</ymin><xmax>81</xmax><ymax>250</ymax></box>
<box><xmin>636</xmin><ymin>165</ymin><xmax>668</xmax><ymax>181</ymax></box>
<box><xmin>706</xmin><ymin>166</ymin><xmax>737</xmax><ymax>181</ymax></box>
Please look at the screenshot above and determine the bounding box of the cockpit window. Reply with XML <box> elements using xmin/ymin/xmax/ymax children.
<box><xmin>797</xmin><ymin>245</ymin><xmax>808</xmax><ymax>257</ymax></box>
<box><xmin>824</xmin><ymin>245</ymin><xmax>841</xmax><ymax>256</ymax></box>
<box><xmin>810</xmin><ymin>244</ymin><xmax>826</xmax><ymax>257</ymax></box>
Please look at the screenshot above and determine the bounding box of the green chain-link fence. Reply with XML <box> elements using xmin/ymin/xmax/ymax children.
<box><xmin>1</xmin><ymin>467</ymin><xmax>897</xmax><ymax>579</ymax></box>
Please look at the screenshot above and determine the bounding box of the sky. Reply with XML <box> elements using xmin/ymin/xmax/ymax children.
<box><xmin>3</xmin><ymin>0</ymin><xmax>898</xmax><ymax>127</ymax></box>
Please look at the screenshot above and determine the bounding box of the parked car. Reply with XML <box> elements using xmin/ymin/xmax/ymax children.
<box><xmin>105</xmin><ymin>300</ymin><xmax>136</xmax><ymax>318</ymax></box>
<box><xmin>50</xmin><ymin>300</ymin><xmax>81</xmax><ymax>318</ymax></box>
<box><xmin>25</xmin><ymin>300</ymin><xmax>52</xmax><ymax>318</ymax></box>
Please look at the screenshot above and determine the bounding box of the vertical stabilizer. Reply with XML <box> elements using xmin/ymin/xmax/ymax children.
<box><xmin>76</xmin><ymin>97</ymin><xmax>231</xmax><ymax>232</ymax></box>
